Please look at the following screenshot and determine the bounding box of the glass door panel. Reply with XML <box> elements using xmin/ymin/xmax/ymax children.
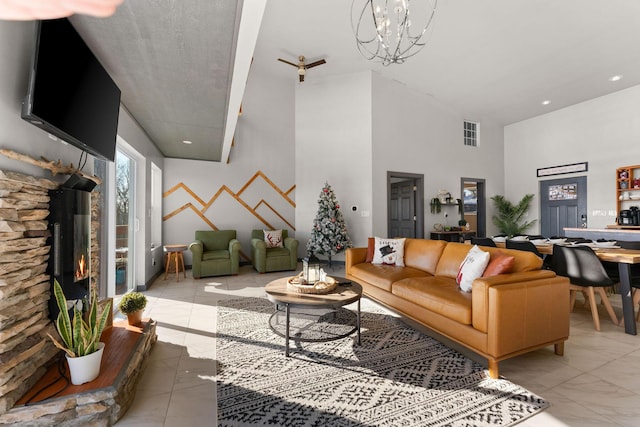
<box><xmin>115</xmin><ymin>149</ymin><xmax>136</xmax><ymax>295</ymax></box>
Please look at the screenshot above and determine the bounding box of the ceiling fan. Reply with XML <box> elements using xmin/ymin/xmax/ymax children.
<box><xmin>277</xmin><ymin>55</ymin><xmax>326</xmax><ymax>82</ymax></box>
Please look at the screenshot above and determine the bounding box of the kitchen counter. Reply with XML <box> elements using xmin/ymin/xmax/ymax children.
<box><xmin>563</xmin><ymin>227</ymin><xmax>640</xmax><ymax>242</ymax></box>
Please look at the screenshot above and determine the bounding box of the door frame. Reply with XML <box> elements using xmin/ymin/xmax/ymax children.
<box><xmin>387</xmin><ymin>171</ymin><xmax>424</xmax><ymax>238</ymax></box>
<box><xmin>460</xmin><ymin>178</ymin><xmax>487</xmax><ymax>237</ymax></box>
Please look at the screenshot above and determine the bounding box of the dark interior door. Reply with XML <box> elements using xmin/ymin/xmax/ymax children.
<box><xmin>389</xmin><ymin>180</ymin><xmax>416</xmax><ymax>238</ymax></box>
<box><xmin>540</xmin><ymin>176</ymin><xmax>587</xmax><ymax>237</ymax></box>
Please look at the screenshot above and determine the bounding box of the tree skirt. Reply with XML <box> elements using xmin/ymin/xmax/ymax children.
<box><xmin>216</xmin><ymin>297</ymin><xmax>548</xmax><ymax>426</ymax></box>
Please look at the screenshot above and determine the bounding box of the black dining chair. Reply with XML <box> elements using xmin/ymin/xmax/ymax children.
<box><xmin>506</xmin><ymin>239</ymin><xmax>554</xmax><ymax>270</ymax></box>
<box><xmin>505</xmin><ymin>240</ymin><xmax>543</xmax><ymax>258</ymax></box>
<box><xmin>470</xmin><ymin>237</ymin><xmax>497</xmax><ymax>247</ymax></box>
<box><xmin>550</xmin><ymin>244</ymin><xmax>619</xmax><ymax>331</ymax></box>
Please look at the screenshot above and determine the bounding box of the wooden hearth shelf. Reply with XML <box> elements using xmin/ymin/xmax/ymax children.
<box><xmin>5</xmin><ymin>319</ymin><xmax>157</xmax><ymax>426</ymax></box>
<box><xmin>17</xmin><ymin>320</ymin><xmax>148</xmax><ymax>404</ymax></box>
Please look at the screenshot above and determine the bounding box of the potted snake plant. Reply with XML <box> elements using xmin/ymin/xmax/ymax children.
<box><xmin>47</xmin><ymin>279</ymin><xmax>111</xmax><ymax>385</ymax></box>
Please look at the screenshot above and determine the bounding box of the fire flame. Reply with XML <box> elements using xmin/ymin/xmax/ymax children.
<box><xmin>75</xmin><ymin>254</ymin><xmax>87</xmax><ymax>281</ymax></box>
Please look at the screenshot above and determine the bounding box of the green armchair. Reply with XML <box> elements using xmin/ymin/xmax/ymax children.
<box><xmin>251</xmin><ymin>229</ymin><xmax>299</xmax><ymax>273</ymax></box>
<box><xmin>189</xmin><ymin>230</ymin><xmax>240</xmax><ymax>278</ymax></box>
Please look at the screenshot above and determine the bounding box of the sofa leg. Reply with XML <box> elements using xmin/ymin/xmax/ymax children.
<box><xmin>554</xmin><ymin>342</ymin><xmax>564</xmax><ymax>356</ymax></box>
<box><xmin>488</xmin><ymin>360</ymin><xmax>499</xmax><ymax>379</ymax></box>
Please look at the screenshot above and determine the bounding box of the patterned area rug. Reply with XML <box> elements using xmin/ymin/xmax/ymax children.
<box><xmin>216</xmin><ymin>297</ymin><xmax>548</xmax><ymax>427</ymax></box>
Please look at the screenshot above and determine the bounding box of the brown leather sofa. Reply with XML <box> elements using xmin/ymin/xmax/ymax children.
<box><xmin>346</xmin><ymin>238</ymin><xmax>570</xmax><ymax>378</ymax></box>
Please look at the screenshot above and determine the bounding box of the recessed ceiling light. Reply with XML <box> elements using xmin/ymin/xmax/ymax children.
<box><xmin>182</xmin><ymin>140</ymin><xmax>193</xmax><ymax>145</ymax></box>
<box><xmin>541</xmin><ymin>100</ymin><xmax>551</xmax><ymax>105</ymax></box>
<box><xmin>609</xmin><ymin>75</ymin><xmax>623</xmax><ymax>82</ymax></box>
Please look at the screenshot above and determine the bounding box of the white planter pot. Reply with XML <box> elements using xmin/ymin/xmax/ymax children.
<box><xmin>65</xmin><ymin>342</ymin><xmax>105</xmax><ymax>385</ymax></box>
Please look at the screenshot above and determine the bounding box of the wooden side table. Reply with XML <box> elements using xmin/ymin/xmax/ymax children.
<box><xmin>163</xmin><ymin>244</ymin><xmax>187</xmax><ymax>281</ymax></box>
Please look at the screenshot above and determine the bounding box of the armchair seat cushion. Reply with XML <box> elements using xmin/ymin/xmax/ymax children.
<box><xmin>203</xmin><ymin>250</ymin><xmax>231</xmax><ymax>261</ymax></box>
<box><xmin>265</xmin><ymin>247</ymin><xmax>290</xmax><ymax>258</ymax></box>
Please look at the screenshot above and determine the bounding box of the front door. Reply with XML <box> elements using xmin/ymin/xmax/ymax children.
<box><xmin>390</xmin><ymin>180</ymin><xmax>416</xmax><ymax>238</ymax></box>
<box><xmin>387</xmin><ymin>172</ymin><xmax>424</xmax><ymax>238</ymax></box>
<box><xmin>540</xmin><ymin>176</ymin><xmax>587</xmax><ymax>237</ymax></box>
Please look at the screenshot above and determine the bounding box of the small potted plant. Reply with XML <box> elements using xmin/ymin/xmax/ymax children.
<box><xmin>48</xmin><ymin>279</ymin><xmax>111</xmax><ymax>385</ymax></box>
<box><xmin>118</xmin><ymin>292</ymin><xmax>147</xmax><ymax>326</ymax></box>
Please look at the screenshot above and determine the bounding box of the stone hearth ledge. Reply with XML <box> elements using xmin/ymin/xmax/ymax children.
<box><xmin>0</xmin><ymin>319</ymin><xmax>157</xmax><ymax>426</ymax></box>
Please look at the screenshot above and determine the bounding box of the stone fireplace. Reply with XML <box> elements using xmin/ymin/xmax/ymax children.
<box><xmin>0</xmin><ymin>170</ymin><xmax>60</xmax><ymax>414</ymax></box>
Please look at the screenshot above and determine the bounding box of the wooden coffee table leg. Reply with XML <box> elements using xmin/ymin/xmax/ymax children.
<box><xmin>285</xmin><ymin>304</ymin><xmax>290</xmax><ymax>357</ymax></box>
<box><xmin>357</xmin><ymin>299</ymin><xmax>361</xmax><ymax>345</ymax></box>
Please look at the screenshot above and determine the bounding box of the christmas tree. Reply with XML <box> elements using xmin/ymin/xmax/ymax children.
<box><xmin>306</xmin><ymin>182</ymin><xmax>352</xmax><ymax>266</ymax></box>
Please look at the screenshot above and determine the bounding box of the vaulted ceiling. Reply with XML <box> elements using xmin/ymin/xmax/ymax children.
<box><xmin>71</xmin><ymin>0</ymin><xmax>640</xmax><ymax>162</ymax></box>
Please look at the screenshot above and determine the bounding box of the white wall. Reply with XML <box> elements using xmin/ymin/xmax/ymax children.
<box><xmin>370</xmin><ymin>72</ymin><xmax>506</xmax><ymax>237</ymax></box>
<box><xmin>295</xmin><ymin>71</ymin><xmax>374</xmax><ymax>255</ymax></box>
<box><xmin>162</xmin><ymin>67</ymin><xmax>296</xmax><ymax>265</ymax></box>
<box><xmin>504</xmin><ymin>85</ymin><xmax>640</xmax><ymax>231</ymax></box>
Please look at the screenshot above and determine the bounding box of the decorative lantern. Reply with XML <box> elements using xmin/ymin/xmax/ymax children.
<box><xmin>303</xmin><ymin>255</ymin><xmax>321</xmax><ymax>284</ymax></box>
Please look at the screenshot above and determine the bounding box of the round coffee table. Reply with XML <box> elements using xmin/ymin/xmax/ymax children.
<box><xmin>264</xmin><ymin>276</ymin><xmax>362</xmax><ymax>356</ymax></box>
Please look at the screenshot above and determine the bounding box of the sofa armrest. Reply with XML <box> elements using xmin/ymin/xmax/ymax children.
<box><xmin>229</xmin><ymin>238</ymin><xmax>240</xmax><ymax>254</ymax></box>
<box><xmin>472</xmin><ymin>271</ymin><xmax>570</xmax><ymax>356</ymax></box>
<box><xmin>284</xmin><ymin>237</ymin><xmax>298</xmax><ymax>251</ymax></box>
<box><xmin>251</xmin><ymin>238</ymin><xmax>266</xmax><ymax>250</ymax></box>
<box><xmin>346</xmin><ymin>247</ymin><xmax>367</xmax><ymax>275</ymax></box>
<box><xmin>284</xmin><ymin>237</ymin><xmax>299</xmax><ymax>268</ymax></box>
<box><xmin>229</xmin><ymin>239</ymin><xmax>241</xmax><ymax>274</ymax></box>
<box><xmin>189</xmin><ymin>240</ymin><xmax>203</xmax><ymax>259</ymax></box>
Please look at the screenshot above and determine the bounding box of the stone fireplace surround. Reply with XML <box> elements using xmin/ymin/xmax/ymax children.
<box><xmin>0</xmin><ymin>169</ymin><xmax>156</xmax><ymax>424</ymax></box>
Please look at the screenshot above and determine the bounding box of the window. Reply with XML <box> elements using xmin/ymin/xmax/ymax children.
<box><xmin>464</xmin><ymin>121</ymin><xmax>479</xmax><ymax>147</ymax></box>
<box><xmin>150</xmin><ymin>162</ymin><xmax>162</xmax><ymax>249</ymax></box>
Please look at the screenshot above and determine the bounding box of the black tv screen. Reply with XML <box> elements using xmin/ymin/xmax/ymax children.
<box><xmin>22</xmin><ymin>18</ymin><xmax>121</xmax><ymax>162</ymax></box>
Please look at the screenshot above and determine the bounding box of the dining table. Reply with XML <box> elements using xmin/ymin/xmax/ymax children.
<box><xmin>496</xmin><ymin>241</ymin><xmax>640</xmax><ymax>335</ymax></box>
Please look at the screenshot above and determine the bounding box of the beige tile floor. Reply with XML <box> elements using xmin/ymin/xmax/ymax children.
<box><xmin>114</xmin><ymin>264</ymin><xmax>640</xmax><ymax>426</ymax></box>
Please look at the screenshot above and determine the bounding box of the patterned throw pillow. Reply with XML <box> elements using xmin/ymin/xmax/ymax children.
<box><xmin>456</xmin><ymin>245</ymin><xmax>490</xmax><ymax>293</ymax></box>
<box><xmin>371</xmin><ymin>237</ymin><xmax>406</xmax><ymax>267</ymax></box>
<box><xmin>263</xmin><ymin>229</ymin><xmax>283</xmax><ymax>248</ymax></box>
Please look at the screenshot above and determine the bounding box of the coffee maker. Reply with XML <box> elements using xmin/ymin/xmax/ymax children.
<box><xmin>620</xmin><ymin>207</ymin><xmax>640</xmax><ymax>226</ymax></box>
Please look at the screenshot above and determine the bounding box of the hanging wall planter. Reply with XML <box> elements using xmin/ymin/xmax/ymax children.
<box><xmin>430</xmin><ymin>198</ymin><xmax>442</xmax><ymax>214</ymax></box>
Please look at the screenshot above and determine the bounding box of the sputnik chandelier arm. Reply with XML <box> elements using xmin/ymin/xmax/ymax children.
<box><xmin>351</xmin><ymin>0</ymin><xmax>438</xmax><ymax>66</ymax></box>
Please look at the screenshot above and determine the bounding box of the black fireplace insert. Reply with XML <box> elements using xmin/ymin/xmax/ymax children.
<box><xmin>47</xmin><ymin>188</ymin><xmax>91</xmax><ymax>321</ymax></box>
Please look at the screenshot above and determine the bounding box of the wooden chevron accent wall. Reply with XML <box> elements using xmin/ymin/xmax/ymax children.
<box><xmin>162</xmin><ymin>171</ymin><xmax>296</xmax><ymax>262</ymax></box>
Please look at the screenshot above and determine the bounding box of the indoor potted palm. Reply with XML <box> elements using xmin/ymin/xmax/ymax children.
<box><xmin>491</xmin><ymin>194</ymin><xmax>536</xmax><ymax>236</ymax></box>
<box><xmin>47</xmin><ymin>279</ymin><xmax>111</xmax><ymax>385</ymax></box>
<box><xmin>118</xmin><ymin>292</ymin><xmax>147</xmax><ymax>326</ymax></box>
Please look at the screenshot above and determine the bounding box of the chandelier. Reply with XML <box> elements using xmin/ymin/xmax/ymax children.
<box><xmin>351</xmin><ymin>0</ymin><xmax>438</xmax><ymax>66</ymax></box>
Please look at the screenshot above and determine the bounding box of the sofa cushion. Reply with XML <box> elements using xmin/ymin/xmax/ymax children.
<box><xmin>434</xmin><ymin>242</ymin><xmax>475</xmax><ymax>278</ymax></box>
<box><xmin>265</xmin><ymin>247</ymin><xmax>290</xmax><ymax>258</ymax></box>
<box><xmin>350</xmin><ymin>263</ymin><xmax>428</xmax><ymax>292</ymax></box>
<box><xmin>371</xmin><ymin>237</ymin><xmax>406</xmax><ymax>266</ymax></box>
<box><xmin>392</xmin><ymin>276</ymin><xmax>473</xmax><ymax>325</ymax></box>
<box><xmin>202</xmin><ymin>250</ymin><xmax>230</xmax><ymax>261</ymax></box>
<box><xmin>403</xmin><ymin>239</ymin><xmax>447</xmax><ymax>274</ymax></box>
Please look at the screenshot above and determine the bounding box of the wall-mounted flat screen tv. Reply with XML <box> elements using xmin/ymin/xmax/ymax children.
<box><xmin>22</xmin><ymin>18</ymin><xmax>121</xmax><ymax>162</ymax></box>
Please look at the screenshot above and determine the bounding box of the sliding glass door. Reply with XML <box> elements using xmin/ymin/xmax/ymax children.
<box><xmin>115</xmin><ymin>149</ymin><xmax>136</xmax><ymax>295</ymax></box>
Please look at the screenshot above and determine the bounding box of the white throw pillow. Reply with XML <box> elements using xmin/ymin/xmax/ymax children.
<box><xmin>263</xmin><ymin>229</ymin><xmax>283</xmax><ymax>248</ymax></box>
<box><xmin>456</xmin><ymin>245</ymin><xmax>490</xmax><ymax>293</ymax></box>
<box><xmin>371</xmin><ymin>237</ymin><xmax>406</xmax><ymax>267</ymax></box>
